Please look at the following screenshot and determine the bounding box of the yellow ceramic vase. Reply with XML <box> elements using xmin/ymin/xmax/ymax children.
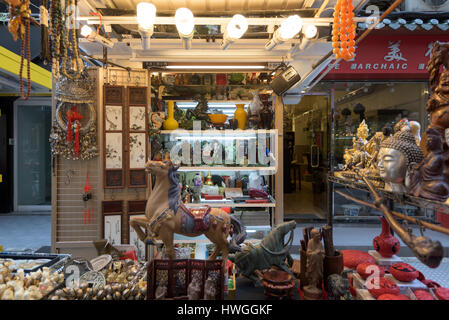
<box><xmin>163</xmin><ymin>100</ymin><xmax>179</xmax><ymax>130</ymax></box>
<box><xmin>234</xmin><ymin>103</ymin><xmax>247</xmax><ymax>130</ymax></box>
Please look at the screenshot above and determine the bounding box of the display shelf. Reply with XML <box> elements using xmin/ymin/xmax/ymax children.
<box><xmin>184</xmin><ymin>200</ymin><xmax>276</xmax><ymax>208</ymax></box>
<box><xmin>177</xmin><ymin>166</ymin><xmax>277</xmax><ymax>172</ymax></box>
<box><xmin>329</xmin><ymin>175</ymin><xmax>449</xmax><ymax>215</ymax></box>
<box><xmin>159</xmin><ymin>129</ymin><xmax>277</xmax><ymax>135</ymax></box>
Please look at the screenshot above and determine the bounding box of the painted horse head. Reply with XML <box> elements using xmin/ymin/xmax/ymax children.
<box><xmin>144</xmin><ymin>159</ymin><xmax>181</xmax><ymax>214</ymax></box>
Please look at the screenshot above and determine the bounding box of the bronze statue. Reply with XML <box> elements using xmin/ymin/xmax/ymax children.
<box><xmin>303</xmin><ymin>228</ymin><xmax>325</xmax><ymax>300</ymax></box>
<box><xmin>409</xmin><ymin>128</ymin><xmax>449</xmax><ymax>202</ymax></box>
<box><xmin>378</xmin><ymin>129</ymin><xmax>424</xmax><ymax>193</ymax></box>
<box><xmin>230</xmin><ymin>221</ymin><xmax>296</xmax><ymax>287</ymax></box>
<box><xmin>130</xmin><ymin>159</ymin><xmax>246</xmax><ymax>262</ymax></box>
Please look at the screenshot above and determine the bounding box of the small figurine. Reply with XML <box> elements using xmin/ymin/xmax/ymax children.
<box><xmin>203</xmin><ymin>277</ymin><xmax>216</xmax><ymax>300</ymax></box>
<box><xmin>303</xmin><ymin>228</ymin><xmax>325</xmax><ymax>300</ymax></box>
<box><xmin>187</xmin><ymin>275</ymin><xmax>202</xmax><ymax>300</ymax></box>
<box><xmin>155</xmin><ymin>285</ymin><xmax>167</xmax><ymax>300</ymax></box>
<box><xmin>327</xmin><ymin>271</ymin><xmax>353</xmax><ymax>300</ymax></box>
<box><xmin>377</xmin><ymin>129</ymin><xmax>424</xmax><ymax>193</ymax></box>
<box><xmin>356</xmin><ymin>120</ymin><xmax>369</xmax><ymax>145</ymax></box>
<box><xmin>408</xmin><ymin>128</ymin><xmax>449</xmax><ymax>202</ymax></box>
<box><xmin>351</xmin><ymin>138</ymin><xmax>371</xmax><ymax>169</ymax></box>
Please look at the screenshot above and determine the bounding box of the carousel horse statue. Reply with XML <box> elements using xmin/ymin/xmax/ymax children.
<box><xmin>130</xmin><ymin>159</ymin><xmax>246</xmax><ymax>262</ymax></box>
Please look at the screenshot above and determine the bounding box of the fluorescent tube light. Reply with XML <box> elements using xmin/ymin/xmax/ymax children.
<box><xmin>165</xmin><ymin>65</ymin><xmax>265</xmax><ymax>70</ymax></box>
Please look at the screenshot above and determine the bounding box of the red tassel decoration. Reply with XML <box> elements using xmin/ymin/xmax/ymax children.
<box><xmin>75</xmin><ymin>121</ymin><xmax>80</xmax><ymax>157</ymax></box>
<box><xmin>66</xmin><ymin>117</ymin><xmax>73</xmax><ymax>142</ymax></box>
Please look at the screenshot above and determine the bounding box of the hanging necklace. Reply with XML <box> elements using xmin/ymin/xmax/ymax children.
<box><xmin>50</xmin><ymin>0</ymin><xmax>63</xmax><ymax>79</ymax></box>
<box><xmin>7</xmin><ymin>0</ymin><xmax>32</xmax><ymax>99</ymax></box>
<box><xmin>61</xmin><ymin>0</ymin><xmax>83</xmax><ymax>79</ymax></box>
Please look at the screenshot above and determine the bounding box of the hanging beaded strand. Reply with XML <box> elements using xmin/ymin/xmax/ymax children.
<box><xmin>51</xmin><ymin>0</ymin><xmax>63</xmax><ymax>79</ymax></box>
<box><xmin>61</xmin><ymin>0</ymin><xmax>83</xmax><ymax>80</ymax></box>
<box><xmin>332</xmin><ymin>0</ymin><xmax>356</xmax><ymax>61</ymax></box>
<box><xmin>19</xmin><ymin>1</ymin><xmax>31</xmax><ymax>100</ymax></box>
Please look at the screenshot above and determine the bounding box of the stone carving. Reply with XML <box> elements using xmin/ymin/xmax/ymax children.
<box><xmin>378</xmin><ymin>129</ymin><xmax>424</xmax><ymax>193</ymax></box>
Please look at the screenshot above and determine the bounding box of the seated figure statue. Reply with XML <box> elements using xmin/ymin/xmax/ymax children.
<box><xmin>378</xmin><ymin>129</ymin><xmax>424</xmax><ymax>193</ymax></box>
<box><xmin>408</xmin><ymin>128</ymin><xmax>449</xmax><ymax>202</ymax></box>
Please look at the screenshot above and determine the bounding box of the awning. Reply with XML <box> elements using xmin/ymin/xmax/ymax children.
<box><xmin>0</xmin><ymin>46</ymin><xmax>52</xmax><ymax>95</ymax></box>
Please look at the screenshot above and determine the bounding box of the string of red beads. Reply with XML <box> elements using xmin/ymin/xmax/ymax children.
<box><xmin>332</xmin><ymin>0</ymin><xmax>356</xmax><ymax>61</ymax></box>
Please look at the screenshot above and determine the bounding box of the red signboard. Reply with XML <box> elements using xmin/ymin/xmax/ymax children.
<box><xmin>325</xmin><ymin>35</ymin><xmax>449</xmax><ymax>80</ymax></box>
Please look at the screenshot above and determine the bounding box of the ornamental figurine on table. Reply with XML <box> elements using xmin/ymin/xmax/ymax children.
<box><xmin>229</xmin><ymin>221</ymin><xmax>296</xmax><ymax>288</ymax></box>
<box><xmin>303</xmin><ymin>228</ymin><xmax>325</xmax><ymax>300</ymax></box>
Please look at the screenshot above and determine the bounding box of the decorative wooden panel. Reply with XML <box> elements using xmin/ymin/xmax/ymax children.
<box><xmin>55</xmin><ymin>158</ymin><xmax>99</xmax><ymax>242</ymax></box>
<box><xmin>128</xmin><ymin>87</ymin><xmax>148</xmax><ymax>188</ymax></box>
<box><xmin>104</xmin><ymin>86</ymin><xmax>125</xmax><ymax>188</ymax></box>
<box><xmin>102</xmin><ymin>200</ymin><xmax>124</xmax><ymax>245</ymax></box>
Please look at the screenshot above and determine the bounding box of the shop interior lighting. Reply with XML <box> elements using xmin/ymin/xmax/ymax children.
<box><xmin>165</xmin><ymin>65</ymin><xmax>265</xmax><ymax>70</ymax></box>
<box><xmin>298</xmin><ymin>24</ymin><xmax>318</xmax><ymax>51</ymax></box>
<box><xmin>221</xmin><ymin>14</ymin><xmax>248</xmax><ymax>50</ymax></box>
<box><xmin>80</xmin><ymin>25</ymin><xmax>114</xmax><ymax>48</ymax></box>
<box><xmin>175</xmin><ymin>8</ymin><xmax>195</xmax><ymax>50</ymax></box>
<box><xmin>137</xmin><ymin>2</ymin><xmax>156</xmax><ymax>50</ymax></box>
<box><xmin>265</xmin><ymin>15</ymin><xmax>303</xmax><ymax>51</ymax></box>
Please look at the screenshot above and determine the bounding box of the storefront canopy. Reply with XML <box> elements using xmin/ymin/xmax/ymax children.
<box><xmin>0</xmin><ymin>46</ymin><xmax>52</xmax><ymax>96</ymax></box>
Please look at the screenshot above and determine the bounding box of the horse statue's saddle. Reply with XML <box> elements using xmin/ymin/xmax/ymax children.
<box><xmin>180</xmin><ymin>203</ymin><xmax>211</xmax><ymax>234</ymax></box>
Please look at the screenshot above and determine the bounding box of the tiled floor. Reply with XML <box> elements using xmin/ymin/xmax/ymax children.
<box><xmin>0</xmin><ymin>213</ymin><xmax>51</xmax><ymax>251</ymax></box>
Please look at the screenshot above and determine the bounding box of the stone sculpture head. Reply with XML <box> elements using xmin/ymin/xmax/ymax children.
<box><xmin>378</xmin><ymin>130</ymin><xmax>424</xmax><ymax>193</ymax></box>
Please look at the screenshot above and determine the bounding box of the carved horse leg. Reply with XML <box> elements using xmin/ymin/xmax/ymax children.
<box><xmin>130</xmin><ymin>216</ymin><xmax>150</xmax><ymax>242</ymax></box>
<box><xmin>159</xmin><ymin>226</ymin><xmax>175</xmax><ymax>260</ymax></box>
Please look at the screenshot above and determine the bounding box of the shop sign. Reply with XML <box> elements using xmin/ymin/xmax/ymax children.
<box><xmin>325</xmin><ymin>35</ymin><xmax>449</xmax><ymax>80</ymax></box>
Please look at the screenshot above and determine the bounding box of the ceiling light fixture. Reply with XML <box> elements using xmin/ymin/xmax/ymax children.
<box><xmin>80</xmin><ymin>25</ymin><xmax>114</xmax><ymax>48</ymax></box>
<box><xmin>265</xmin><ymin>15</ymin><xmax>303</xmax><ymax>51</ymax></box>
<box><xmin>221</xmin><ymin>14</ymin><xmax>248</xmax><ymax>50</ymax></box>
<box><xmin>137</xmin><ymin>2</ymin><xmax>156</xmax><ymax>50</ymax></box>
<box><xmin>175</xmin><ymin>8</ymin><xmax>194</xmax><ymax>50</ymax></box>
<box><xmin>298</xmin><ymin>24</ymin><xmax>318</xmax><ymax>50</ymax></box>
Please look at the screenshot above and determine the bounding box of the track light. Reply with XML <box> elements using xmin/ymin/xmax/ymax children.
<box><xmin>303</xmin><ymin>24</ymin><xmax>318</xmax><ymax>40</ymax></box>
<box><xmin>175</xmin><ymin>8</ymin><xmax>194</xmax><ymax>49</ymax></box>
<box><xmin>137</xmin><ymin>2</ymin><xmax>156</xmax><ymax>50</ymax></box>
<box><xmin>265</xmin><ymin>15</ymin><xmax>303</xmax><ymax>51</ymax></box>
<box><xmin>221</xmin><ymin>14</ymin><xmax>248</xmax><ymax>50</ymax></box>
<box><xmin>298</xmin><ymin>24</ymin><xmax>318</xmax><ymax>51</ymax></box>
<box><xmin>80</xmin><ymin>25</ymin><xmax>114</xmax><ymax>48</ymax></box>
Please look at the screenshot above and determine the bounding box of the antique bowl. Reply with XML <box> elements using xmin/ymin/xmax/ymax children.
<box><xmin>208</xmin><ymin>114</ymin><xmax>228</xmax><ymax>124</ymax></box>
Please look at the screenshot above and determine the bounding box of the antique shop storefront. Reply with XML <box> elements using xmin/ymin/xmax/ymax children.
<box><xmin>282</xmin><ymin>31</ymin><xmax>449</xmax><ymax>226</ymax></box>
<box><xmin>3</xmin><ymin>0</ymin><xmax>449</xmax><ymax>304</ymax></box>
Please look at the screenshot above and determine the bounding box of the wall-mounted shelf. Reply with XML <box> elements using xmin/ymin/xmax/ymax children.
<box><xmin>159</xmin><ymin>129</ymin><xmax>277</xmax><ymax>135</ymax></box>
<box><xmin>330</xmin><ymin>175</ymin><xmax>449</xmax><ymax>215</ymax></box>
<box><xmin>177</xmin><ymin>166</ymin><xmax>276</xmax><ymax>172</ymax></box>
<box><xmin>184</xmin><ymin>201</ymin><xmax>276</xmax><ymax>208</ymax></box>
